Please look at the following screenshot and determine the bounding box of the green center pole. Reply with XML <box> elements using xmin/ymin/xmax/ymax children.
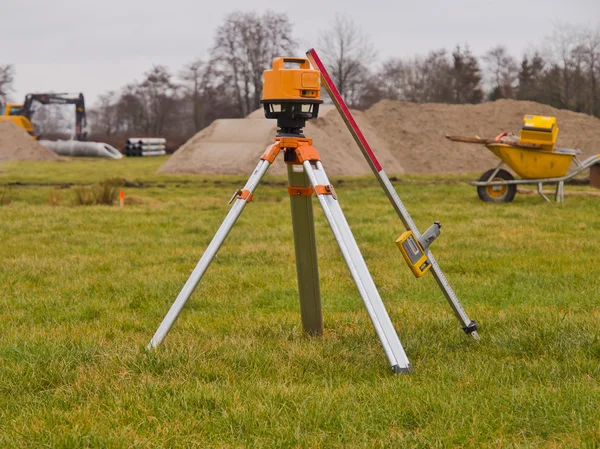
<box><xmin>287</xmin><ymin>164</ymin><xmax>323</xmax><ymax>336</ymax></box>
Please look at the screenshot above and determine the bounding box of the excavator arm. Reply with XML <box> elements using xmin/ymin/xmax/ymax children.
<box><xmin>21</xmin><ymin>93</ymin><xmax>87</xmax><ymax>140</ymax></box>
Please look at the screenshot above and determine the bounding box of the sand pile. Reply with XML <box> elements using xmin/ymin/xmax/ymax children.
<box><xmin>160</xmin><ymin>99</ymin><xmax>600</xmax><ymax>176</ymax></box>
<box><xmin>158</xmin><ymin>117</ymin><xmax>277</xmax><ymax>175</ymax></box>
<box><xmin>158</xmin><ymin>105</ymin><xmax>403</xmax><ymax>176</ymax></box>
<box><xmin>367</xmin><ymin>99</ymin><xmax>600</xmax><ymax>174</ymax></box>
<box><xmin>0</xmin><ymin>121</ymin><xmax>59</xmax><ymax>161</ymax></box>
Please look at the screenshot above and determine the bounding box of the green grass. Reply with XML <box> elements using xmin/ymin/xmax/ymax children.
<box><xmin>1</xmin><ymin>156</ymin><xmax>599</xmax><ymax>448</ymax></box>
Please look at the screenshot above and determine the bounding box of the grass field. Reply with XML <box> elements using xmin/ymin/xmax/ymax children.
<box><xmin>1</xmin><ymin>156</ymin><xmax>599</xmax><ymax>448</ymax></box>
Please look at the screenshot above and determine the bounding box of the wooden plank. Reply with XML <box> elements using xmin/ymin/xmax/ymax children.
<box><xmin>445</xmin><ymin>135</ymin><xmax>543</xmax><ymax>150</ymax></box>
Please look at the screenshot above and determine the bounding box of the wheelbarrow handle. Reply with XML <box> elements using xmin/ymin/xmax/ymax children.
<box><xmin>446</xmin><ymin>135</ymin><xmax>543</xmax><ymax>150</ymax></box>
<box><xmin>445</xmin><ymin>135</ymin><xmax>492</xmax><ymax>144</ymax></box>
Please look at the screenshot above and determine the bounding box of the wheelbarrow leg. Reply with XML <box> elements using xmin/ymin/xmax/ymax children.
<box><xmin>554</xmin><ymin>181</ymin><xmax>564</xmax><ymax>204</ymax></box>
<box><xmin>537</xmin><ymin>182</ymin><xmax>551</xmax><ymax>203</ymax></box>
<box><xmin>485</xmin><ymin>162</ymin><xmax>504</xmax><ymax>182</ymax></box>
<box><xmin>559</xmin><ymin>181</ymin><xmax>565</xmax><ymax>204</ymax></box>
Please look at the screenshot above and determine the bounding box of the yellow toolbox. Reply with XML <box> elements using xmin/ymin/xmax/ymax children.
<box><xmin>519</xmin><ymin>115</ymin><xmax>558</xmax><ymax>151</ymax></box>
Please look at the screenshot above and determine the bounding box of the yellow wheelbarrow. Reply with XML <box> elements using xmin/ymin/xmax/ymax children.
<box><xmin>447</xmin><ymin>115</ymin><xmax>600</xmax><ymax>204</ymax></box>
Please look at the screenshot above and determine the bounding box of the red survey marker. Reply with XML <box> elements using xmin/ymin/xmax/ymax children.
<box><xmin>305</xmin><ymin>48</ymin><xmax>382</xmax><ymax>172</ymax></box>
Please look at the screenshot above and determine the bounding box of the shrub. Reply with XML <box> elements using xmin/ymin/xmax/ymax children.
<box><xmin>72</xmin><ymin>178</ymin><xmax>123</xmax><ymax>206</ymax></box>
<box><xmin>0</xmin><ymin>185</ymin><xmax>11</xmax><ymax>206</ymax></box>
<box><xmin>48</xmin><ymin>189</ymin><xmax>61</xmax><ymax>206</ymax></box>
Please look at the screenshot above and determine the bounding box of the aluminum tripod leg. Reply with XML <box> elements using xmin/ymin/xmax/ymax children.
<box><xmin>303</xmin><ymin>160</ymin><xmax>412</xmax><ymax>373</ymax></box>
<box><xmin>287</xmin><ymin>164</ymin><xmax>323</xmax><ymax>335</ymax></box>
<box><xmin>148</xmin><ymin>157</ymin><xmax>273</xmax><ymax>349</ymax></box>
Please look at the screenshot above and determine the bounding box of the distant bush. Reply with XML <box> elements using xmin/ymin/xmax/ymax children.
<box><xmin>0</xmin><ymin>185</ymin><xmax>11</xmax><ymax>206</ymax></box>
<box><xmin>48</xmin><ymin>189</ymin><xmax>61</xmax><ymax>206</ymax></box>
<box><xmin>72</xmin><ymin>178</ymin><xmax>122</xmax><ymax>206</ymax></box>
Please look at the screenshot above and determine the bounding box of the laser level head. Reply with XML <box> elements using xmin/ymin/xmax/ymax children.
<box><xmin>396</xmin><ymin>231</ymin><xmax>431</xmax><ymax>278</ymax></box>
<box><xmin>261</xmin><ymin>57</ymin><xmax>322</xmax><ymax>135</ymax></box>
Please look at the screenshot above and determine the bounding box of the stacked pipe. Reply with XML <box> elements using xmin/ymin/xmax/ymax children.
<box><xmin>124</xmin><ymin>137</ymin><xmax>167</xmax><ymax>157</ymax></box>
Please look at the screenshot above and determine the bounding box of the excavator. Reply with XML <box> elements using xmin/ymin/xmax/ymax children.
<box><xmin>1</xmin><ymin>93</ymin><xmax>121</xmax><ymax>158</ymax></box>
<box><xmin>0</xmin><ymin>92</ymin><xmax>87</xmax><ymax>140</ymax></box>
<box><xmin>0</xmin><ymin>101</ymin><xmax>36</xmax><ymax>137</ymax></box>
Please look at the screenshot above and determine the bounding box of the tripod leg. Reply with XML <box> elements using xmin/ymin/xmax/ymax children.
<box><xmin>148</xmin><ymin>157</ymin><xmax>275</xmax><ymax>349</ymax></box>
<box><xmin>303</xmin><ymin>160</ymin><xmax>411</xmax><ymax>373</ymax></box>
<box><xmin>306</xmin><ymin>48</ymin><xmax>478</xmax><ymax>340</ymax></box>
<box><xmin>287</xmin><ymin>164</ymin><xmax>323</xmax><ymax>336</ymax></box>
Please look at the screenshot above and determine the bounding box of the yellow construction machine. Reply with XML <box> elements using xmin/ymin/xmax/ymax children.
<box><xmin>0</xmin><ymin>93</ymin><xmax>87</xmax><ymax>140</ymax></box>
<box><xmin>0</xmin><ymin>101</ymin><xmax>36</xmax><ymax>137</ymax></box>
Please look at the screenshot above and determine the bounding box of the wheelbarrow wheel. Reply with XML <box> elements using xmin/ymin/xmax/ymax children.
<box><xmin>477</xmin><ymin>169</ymin><xmax>517</xmax><ymax>202</ymax></box>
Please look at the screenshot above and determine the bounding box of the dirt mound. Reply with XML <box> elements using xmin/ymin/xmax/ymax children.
<box><xmin>367</xmin><ymin>99</ymin><xmax>600</xmax><ymax>174</ymax></box>
<box><xmin>159</xmin><ymin>106</ymin><xmax>404</xmax><ymax>176</ymax></box>
<box><xmin>158</xmin><ymin>118</ymin><xmax>278</xmax><ymax>175</ymax></box>
<box><xmin>0</xmin><ymin>121</ymin><xmax>59</xmax><ymax>161</ymax></box>
<box><xmin>159</xmin><ymin>99</ymin><xmax>600</xmax><ymax>176</ymax></box>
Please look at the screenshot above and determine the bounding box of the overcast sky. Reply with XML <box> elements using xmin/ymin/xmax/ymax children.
<box><xmin>3</xmin><ymin>0</ymin><xmax>599</xmax><ymax>105</ymax></box>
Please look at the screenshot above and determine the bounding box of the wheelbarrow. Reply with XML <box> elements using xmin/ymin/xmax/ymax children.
<box><xmin>446</xmin><ymin>115</ymin><xmax>600</xmax><ymax>204</ymax></box>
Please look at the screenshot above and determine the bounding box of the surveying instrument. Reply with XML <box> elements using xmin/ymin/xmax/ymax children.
<box><xmin>148</xmin><ymin>54</ymin><xmax>478</xmax><ymax>374</ymax></box>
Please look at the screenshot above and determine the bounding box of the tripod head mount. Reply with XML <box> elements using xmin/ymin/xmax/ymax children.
<box><xmin>261</xmin><ymin>57</ymin><xmax>323</xmax><ymax>136</ymax></box>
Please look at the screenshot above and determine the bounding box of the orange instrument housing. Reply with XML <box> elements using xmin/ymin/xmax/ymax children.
<box><xmin>262</xmin><ymin>58</ymin><xmax>321</xmax><ymax>103</ymax></box>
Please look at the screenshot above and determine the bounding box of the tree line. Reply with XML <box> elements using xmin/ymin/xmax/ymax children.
<box><xmin>1</xmin><ymin>14</ymin><xmax>599</xmax><ymax>142</ymax></box>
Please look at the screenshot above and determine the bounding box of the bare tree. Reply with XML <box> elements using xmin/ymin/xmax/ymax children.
<box><xmin>544</xmin><ymin>23</ymin><xmax>580</xmax><ymax>109</ymax></box>
<box><xmin>135</xmin><ymin>65</ymin><xmax>179</xmax><ymax>135</ymax></box>
<box><xmin>180</xmin><ymin>59</ymin><xmax>208</xmax><ymax>132</ymax></box>
<box><xmin>318</xmin><ymin>14</ymin><xmax>375</xmax><ymax>106</ymax></box>
<box><xmin>483</xmin><ymin>45</ymin><xmax>518</xmax><ymax>100</ymax></box>
<box><xmin>89</xmin><ymin>91</ymin><xmax>119</xmax><ymax>136</ymax></box>
<box><xmin>577</xmin><ymin>25</ymin><xmax>600</xmax><ymax>116</ymax></box>
<box><xmin>211</xmin><ymin>11</ymin><xmax>296</xmax><ymax>117</ymax></box>
<box><xmin>452</xmin><ymin>45</ymin><xmax>484</xmax><ymax>104</ymax></box>
<box><xmin>0</xmin><ymin>64</ymin><xmax>15</xmax><ymax>101</ymax></box>
<box><xmin>114</xmin><ymin>83</ymin><xmax>145</xmax><ymax>134</ymax></box>
<box><xmin>517</xmin><ymin>53</ymin><xmax>545</xmax><ymax>102</ymax></box>
<box><xmin>100</xmin><ymin>67</ymin><xmax>180</xmax><ymax>137</ymax></box>
<box><xmin>380</xmin><ymin>50</ymin><xmax>453</xmax><ymax>103</ymax></box>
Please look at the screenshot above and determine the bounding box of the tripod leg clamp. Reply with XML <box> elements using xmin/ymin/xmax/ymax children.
<box><xmin>228</xmin><ymin>189</ymin><xmax>254</xmax><ymax>204</ymax></box>
<box><xmin>314</xmin><ymin>184</ymin><xmax>337</xmax><ymax>200</ymax></box>
<box><xmin>260</xmin><ymin>143</ymin><xmax>281</xmax><ymax>164</ymax></box>
<box><xmin>288</xmin><ymin>186</ymin><xmax>314</xmax><ymax>197</ymax></box>
<box><xmin>295</xmin><ymin>145</ymin><xmax>321</xmax><ymax>163</ymax></box>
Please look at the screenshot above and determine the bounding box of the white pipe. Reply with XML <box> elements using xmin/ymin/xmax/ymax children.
<box><xmin>40</xmin><ymin>140</ymin><xmax>123</xmax><ymax>159</ymax></box>
<box><xmin>141</xmin><ymin>150</ymin><xmax>166</xmax><ymax>156</ymax></box>
<box><xmin>126</xmin><ymin>137</ymin><xmax>166</xmax><ymax>145</ymax></box>
<box><xmin>126</xmin><ymin>144</ymin><xmax>166</xmax><ymax>151</ymax></box>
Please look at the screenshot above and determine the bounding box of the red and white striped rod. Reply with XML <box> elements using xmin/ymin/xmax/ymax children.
<box><xmin>306</xmin><ymin>48</ymin><xmax>479</xmax><ymax>339</ymax></box>
<box><xmin>305</xmin><ymin>48</ymin><xmax>382</xmax><ymax>172</ymax></box>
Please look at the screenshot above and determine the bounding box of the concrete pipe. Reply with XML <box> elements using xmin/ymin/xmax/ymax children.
<box><xmin>126</xmin><ymin>137</ymin><xmax>166</xmax><ymax>145</ymax></box>
<box><xmin>141</xmin><ymin>149</ymin><xmax>166</xmax><ymax>157</ymax></box>
<box><xmin>41</xmin><ymin>140</ymin><xmax>123</xmax><ymax>159</ymax></box>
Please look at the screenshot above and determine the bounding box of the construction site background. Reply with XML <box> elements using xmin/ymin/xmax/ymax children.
<box><xmin>2</xmin><ymin>14</ymin><xmax>598</xmax><ymax>153</ymax></box>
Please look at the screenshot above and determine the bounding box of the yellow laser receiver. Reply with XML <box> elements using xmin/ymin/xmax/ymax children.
<box><xmin>519</xmin><ymin>115</ymin><xmax>558</xmax><ymax>151</ymax></box>
<box><xmin>396</xmin><ymin>231</ymin><xmax>431</xmax><ymax>278</ymax></box>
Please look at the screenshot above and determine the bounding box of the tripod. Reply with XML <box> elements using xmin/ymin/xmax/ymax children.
<box><xmin>148</xmin><ymin>132</ymin><xmax>412</xmax><ymax>374</ymax></box>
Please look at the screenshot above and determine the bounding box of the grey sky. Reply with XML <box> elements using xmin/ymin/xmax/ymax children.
<box><xmin>3</xmin><ymin>0</ymin><xmax>599</xmax><ymax>105</ymax></box>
